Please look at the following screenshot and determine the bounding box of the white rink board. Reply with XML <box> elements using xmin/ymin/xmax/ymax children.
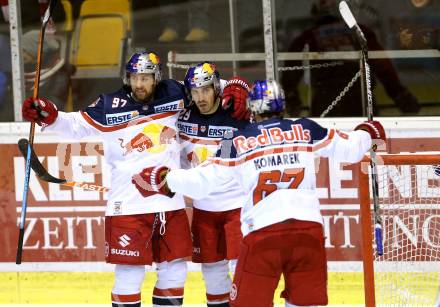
<box><xmin>2</xmin><ymin>261</ymin><xmax>439</xmax><ymax>273</ymax></box>
<box><xmin>2</xmin><ymin>117</ymin><xmax>440</xmax><ymax>143</ymax></box>
<box><xmin>0</xmin><ymin>261</ymin><xmax>363</xmax><ymax>272</ymax></box>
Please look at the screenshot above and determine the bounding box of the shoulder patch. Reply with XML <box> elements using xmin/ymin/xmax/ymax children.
<box><xmin>105</xmin><ymin>110</ymin><xmax>140</xmax><ymax>125</ymax></box>
<box><xmin>154</xmin><ymin>100</ymin><xmax>184</xmax><ymax>113</ymax></box>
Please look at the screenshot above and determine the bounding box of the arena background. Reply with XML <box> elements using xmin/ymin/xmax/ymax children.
<box><xmin>0</xmin><ymin>0</ymin><xmax>439</xmax><ymax>306</ymax></box>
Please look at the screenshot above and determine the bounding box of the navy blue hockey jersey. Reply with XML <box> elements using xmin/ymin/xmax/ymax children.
<box><xmin>177</xmin><ymin>105</ymin><xmax>248</xmax><ymax>211</ymax></box>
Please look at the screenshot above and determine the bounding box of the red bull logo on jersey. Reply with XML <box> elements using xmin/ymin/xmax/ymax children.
<box><xmin>119</xmin><ymin>132</ymin><xmax>153</xmax><ymax>155</ymax></box>
<box><xmin>233</xmin><ymin>124</ymin><xmax>311</xmax><ymax>155</ymax></box>
<box><xmin>187</xmin><ymin>146</ymin><xmax>215</xmax><ymax>165</ymax></box>
<box><xmin>106</xmin><ymin>110</ymin><xmax>139</xmax><ymax>125</ymax></box>
<box><xmin>119</xmin><ymin>123</ymin><xmax>177</xmax><ymax>155</ymax></box>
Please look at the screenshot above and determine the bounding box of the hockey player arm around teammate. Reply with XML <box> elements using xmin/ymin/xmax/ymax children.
<box><xmin>140</xmin><ymin>87</ymin><xmax>387</xmax><ymax>202</ymax></box>
<box><xmin>22</xmin><ymin>95</ymin><xmax>103</xmax><ymax>139</ymax></box>
<box><xmin>22</xmin><ymin>51</ymin><xmax>196</xmax><ymax>307</ymax></box>
<box><xmin>132</xmin><ymin>61</ymin><xmax>250</xmax><ymax>200</ymax></box>
<box><xmin>310</xmin><ymin>117</ymin><xmax>386</xmax><ymax>164</ymax></box>
<box><xmin>135</xmin><ymin>79</ymin><xmax>387</xmax><ymax>307</ymax></box>
<box><xmin>133</xmin><ymin>149</ymin><xmax>235</xmax><ymax>200</ymax></box>
<box><xmin>222</xmin><ymin>76</ymin><xmax>251</xmax><ymax>120</ymax></box>
<box><xmin>181</xmin><ymin>62</ymin><xmax>250</xmax><ymax>120</ymax></box>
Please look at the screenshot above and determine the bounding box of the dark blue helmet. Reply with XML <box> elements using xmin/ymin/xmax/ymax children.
<box><xmin>247</xmin><ymin>80</ymin><xmax>285</xmax><ymax>114</ymax></box>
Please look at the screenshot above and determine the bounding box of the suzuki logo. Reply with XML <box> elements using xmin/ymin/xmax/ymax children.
<box><xmin>118</xmin><ymin>234</ymin><xmax>131</xmax><ymax>247</ymax></box>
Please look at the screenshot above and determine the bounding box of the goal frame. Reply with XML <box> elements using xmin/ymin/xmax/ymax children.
<box><xmin>359</xmin><ymin>154</ymin><xmax>440</xmax><ymax>307</ymax></box>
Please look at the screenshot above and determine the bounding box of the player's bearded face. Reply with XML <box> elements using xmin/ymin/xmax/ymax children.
<box><xmin>130</xmin><ymin>73</ymin><xmax>155</xmax><ymax>102</ymax></box>
<box><xmin>191</xmin><ymin>85</ymin><xmax>218</xmax><ymax>114</ymax></box>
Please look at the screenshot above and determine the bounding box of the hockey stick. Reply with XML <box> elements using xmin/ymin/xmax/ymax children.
<box><xmin>17</xmin><ymin>0</ymin><xmax>58</xmax><ymax>264</ymax></box>
<box><xmin>18</xmin><ymin>138</ymin><xmax>109</xmax><ymax>193</ymax></box>
<box><xmin>436</xmin><ymin>289</ymin><xmax>440</xmax><ymax>307</ymax></box>
<box><xmin>339</xmin><ymin>1</ymin><xmax>383</xmax><ymax>256</ymax></box>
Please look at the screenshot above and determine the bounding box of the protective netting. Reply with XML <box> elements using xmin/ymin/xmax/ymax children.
<box><xmin>166</xmin><ymin>58</ymin><xmax>360</xmax><ymax>118</ymax></box>
<box><xmin>372</xmin><ymin>161</ymin><xmax>440</xmax><ymax>306</ymax></box>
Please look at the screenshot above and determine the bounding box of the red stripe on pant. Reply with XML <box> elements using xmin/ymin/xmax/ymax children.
<box><xmin>207</xmin><ymin>292</ymin><xmax>230</xmax><ymax>303</ymax></box>
<box><xmin>153</xmin><ymin>287</ymin><xmax>184</xmax><ymax>297</ymax></box>
<box><xmin>111</xmin><ymin>292</ymin><xmax>141</xmax><ymax>304</ymax></box>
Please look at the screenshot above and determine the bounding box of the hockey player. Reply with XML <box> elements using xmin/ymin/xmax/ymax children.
<box><xmin>133</xmin><ymin>79</ymin><xmax>386</xmax><ymax>306</ymax></box>
<box><xmin>180</xmin><ymin>63</ymin><xmax>248</xmax><ymax>306</ymax></box>
<box><xmin>21</xmin><ymin>51</ymin><xmax>249</xmax><ymax>307</ymax></box>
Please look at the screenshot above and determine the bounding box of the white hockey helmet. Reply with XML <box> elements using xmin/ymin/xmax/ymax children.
<box><xmin>184</xmin><ymin>62</ymin><xmax>221</xmax><ymax>96</ymax></box>
<box><xmin>124</xmin><ymin>51</ymin><xmax>162</xmax><ymax>85</ymax></box>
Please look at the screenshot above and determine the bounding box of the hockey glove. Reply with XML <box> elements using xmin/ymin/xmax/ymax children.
<box><xmin>1</xmin><ymin>2</ymin><xmax>9</xmax><ymax>22</ymax></box>
<box><xmin>221</xmin><ymin>77</ymin><xmax>251</xmax><ymax>120</ymax></box>
<box><xmin>131</xmin><ymin>166</ymin><xmax>174</xmax><ymax>198</ymax></box>
<box><xmin>355</xmin><ymin>120</ymin><xmax>386</xmax><ymax>149</ymax></box>
<box><xmin>22</xmin><ymin>96</ymin><xmax>58</xmax><ymax>126</ymax></box>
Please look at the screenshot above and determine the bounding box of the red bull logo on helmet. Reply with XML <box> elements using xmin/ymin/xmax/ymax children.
<box><xmin>190</xmin><ymin>63</ymin><xmax>216</xmax><ymax>84</ymax></box>
<box><xmin>148</xmin><ymin>53</ymin><xmax>160</xmax><ymax>65</ymax></box>
<box><xmin>233</xmin><ymin>124</ymin><xmax>311</xmax><ymax>155</ymax></box>
<box><xmin>202</xmin><ymin>62</ymin><xmax>215</xmax><ymax>74</ymax></box>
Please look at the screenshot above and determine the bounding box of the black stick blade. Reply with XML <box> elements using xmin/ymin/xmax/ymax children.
<box><xmin>16</xmin><ymin>228</ymin><xmax>24</xmax><ymax>264</ymax></box>
<box><xmin>18</xmin><ymin>138</ymin><xmax>66</xmax><ymax>184</ymax></box>
<box><xmin>42</xmin><ymin>0</ymin><xmax>58</xmax><ymax>25</ymax></box>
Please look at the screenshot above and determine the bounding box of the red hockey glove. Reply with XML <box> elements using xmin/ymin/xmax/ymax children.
<box><xmin>1</xmin><ymin>2</ymin><xmax>9</xmax><ymax>22</ymax></box>
<box><xmin>131</xmin><ymin>166</ymin><xmax>174</xmax><ymax>198</ymax></box>
<box><xmin>221</xmin><ymin>77</ymin><xmax>250</xmax><ymax>120</ymax></box>
<box><xmin>355</xmin><ymin>120</ymin><xmax>386</xmax><ymax>148</ymax></box>
<box><xmin>39</xmin><ymin>0</ymin><xmax>49</xmax><ymax>16</ymax></box>
<box><xmin>22</xmin><ymin>96</ymin><xmax>58</xmax><ymax>126</ymax></box>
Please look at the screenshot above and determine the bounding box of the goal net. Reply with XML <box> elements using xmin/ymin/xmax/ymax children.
<box><xmin>359</xmin><ymin>154</ymin><xmax>440</xmax><ymax>307</ymax></box>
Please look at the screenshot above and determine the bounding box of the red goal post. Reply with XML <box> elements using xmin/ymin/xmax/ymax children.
<box><xmin>359</xmin><ymin>154</ymin><xmax>440</xmax><ymax>307</ymax></box>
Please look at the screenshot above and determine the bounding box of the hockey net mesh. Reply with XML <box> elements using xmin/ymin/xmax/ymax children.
<box><xmin>371</xmin><ymin>156</ymin><xmax>440</xmax><ymax>306</ymax></box>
